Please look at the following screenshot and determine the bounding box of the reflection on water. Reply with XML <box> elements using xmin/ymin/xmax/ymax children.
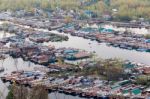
<box><xmin>49</xmin><ymin>92</ymin><xmax>88</xmax><ymax>99</ymax></box>
<box><xmin>0</xmin><ymin>26</ymin><xmax>150</xmax><ymax>98</ymax></box>
<box><xmin>0</xmin><ymin>57</ymin><xmax>43</xmax><ymax>99</ymax></box>
<box><xmin>44</xmin><ymin>31</ymin><xmax>150</xmax><ymax>65</ymax></box>
<box><xmin>0</xmin><ymin>56</ymin><xmax>87</xmax><ymax>99</ymax></box>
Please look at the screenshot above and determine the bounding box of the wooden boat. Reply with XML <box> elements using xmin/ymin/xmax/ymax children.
<box><xmin>0</xmin><ymin>67</ymin><xmax>4</xmax><ymax>72</ymax></box>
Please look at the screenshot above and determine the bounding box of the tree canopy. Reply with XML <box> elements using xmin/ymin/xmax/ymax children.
<box><xmin>0</xmin><ymin>0</ymin><xmax>150</xmax><ymax>20</ymax></box>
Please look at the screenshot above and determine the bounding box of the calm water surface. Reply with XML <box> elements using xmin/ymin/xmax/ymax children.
<box><xmin>44</xmin><ymin>31</ymin><xmax>150</xmax><ymax>65</ymax></box>
<box><xmin>0</xmin><ymin>26</ymin><xmax>150</xmax><ymax>98</ymax></box>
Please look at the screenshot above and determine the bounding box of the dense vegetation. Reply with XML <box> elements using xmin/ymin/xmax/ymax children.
<box><xmin>81</xmin><ymin>59</ymin><xmax>126</xmax><ymax>81</ymax></box>
<box><xmin>0</xmin><ymin>0</ymin><xmax>80</xmax><ymax>11</ymax></box>
<box><xmin>6</xmin><ymin>85</ymin><xmax>48</xmax><ymax>99</ymax></box>
<box><xmin>0</xmin><ymin>0</ymin><xmax>150</xmax><ymax>21</ymax></box>
<box><xmin>111</xmin><ymin>0</ymin><xmax>150</xmax><ymax>20</ymax></box>
<box><xmin>48</xmin><ymin>58</ymin><xmax>127</xmax><ymax>81</ymax></box>
<box><xmin>86</xmin><ymin>0</ymin><xmax>150</xmax><ymax>21</ymax></box>
<box><xmin>136</xmin><ymin>75</ymin><xmax>150</xmax><ymax>86</ymax></box>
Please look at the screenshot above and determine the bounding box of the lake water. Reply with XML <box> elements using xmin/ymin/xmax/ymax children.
<box><xmin>0</xmin><ymin>25</ymin><xmax>150</xmax><ymax>98</ymax></box>
<box><xmin>44</xmin><ymin>30</ymin><xmax>150</xmax><ymax>65</ymax></box>
<box><xmin>4</xmin><ymin>20</ymin><xmax>150</xmax><ymax>64</ymax></box>
<box><xmin>0</xmin><ymin>30</ymin><xmax>89</xmax><ymax>99</ymax></box>
<box><xmin>0</xmin><ymin>57</ymin><xmax>43</xmax><ymax>99</ymax></box>
<box><xmin>0</xmin><ymin>57</ymin><xmax>88</xmax><ymax>99</ymax></box>
<box><xmin>49</xmin><ymin>92</ymin><xmax>88</xmax><ymax>99</ymax></box>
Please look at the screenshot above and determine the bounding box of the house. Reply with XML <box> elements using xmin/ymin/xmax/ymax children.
<box><xmin>102</xmin><ymin>12</ymin><xmax>112</xmax><ymax>21</ymax></box>
<box><xmin>143</xmin><ymin>67</ymin><xmax>150</xmax><ymax>74</ymax></box>
<box><xmin>84</xmin><ymin>10</ymin><xmax>97</xmax><ymax>18</ymax></box>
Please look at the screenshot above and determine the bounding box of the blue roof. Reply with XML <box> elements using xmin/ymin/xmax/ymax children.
<box><xmin>84</xmin><ymin>10</ymin><xmax>95</xmax><ymax>16</ymax></box>
<box><xmin>83</xmin><ymin>0</ymin><xmax>99</xmax><ymax>6</ymax></box>
<box><xmin>99</xmin><ymin>28</ymin><xmax>114</xmax><ymax>33</ymax></box>
<box><xmin>124</xmin><ymin>63</ymin><xmax>135</xmax><ymax>69</ymax></box>
<box><xmin>81</xmin><ymin>28</ymin><xmax>96</xmax><ymax>33</ymax></box>
<box><xmin>132</xmin><ymin>88</ymin><xmax>142</xmax><ymax>95</ymax></box>
<box><xmin>145</xmin><ymin>39</ymin><xmax>150</xmax><ymax>43</ymax></box>
<box><xmin>64</xmin><ymin>49</ymin><xmax>78</xmax><ymax>54</ymax></box>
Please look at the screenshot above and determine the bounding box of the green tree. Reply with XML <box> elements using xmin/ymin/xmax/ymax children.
<box><xmin>6</xmin><ymin>87</ymin><xmax>13</xmax><ymax>99</ymax></box>
<box><xmin>6</xmin><ymin>85</ymin><xmax>48</xmax><ymax>99</ymax></box>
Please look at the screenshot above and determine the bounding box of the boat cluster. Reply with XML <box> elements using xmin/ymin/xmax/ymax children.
<box><xmin>1</xmin><ymin>12</ymin><xmax>150</xmax><ymax>53</ymax></box>
<box><xmin>59</xmin><ymin>23</ymin><xmax>150</xmax><ymax>52</ymax></box>
<box><xmin>0</xmin><ymin>23</ymin><xmax>68</xmax><ymax>43</ymax></box>
<box><xmin>8</xmin><ymin>41</ymin><xmax>91</xmax><ymax>66</ymax></box>
<box><xmin>1</xmin><ymin>62</ymin><xmax>150</xmax><ymax>99</ymax></box>
<box><xmin>0</xmin><ymin>10</ymin><xmax>150</xmax><ymax>99</ymax></box>
<box><xmin>0</xmin><ymin>22</ymin><xmax>91</xmax><ymax>66</ymax></box>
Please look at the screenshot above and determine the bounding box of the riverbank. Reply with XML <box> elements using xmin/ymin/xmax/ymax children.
<box><xmin>1</xmin><ymin>59</ymin><xmax>150</xmax><ymax>99</ymax></box>
<box><xmin>1</xmin><ymin>15</ymin><xmax>150</xmax><ymax>54</ymax></box>
<box><xmin>0</xmin><ymin>21</ymin><xmax>150</xmax><ymax>65</ymax></box>
<box><xmin>0</xmin><ymin>11</ymin><xmax>150</xmax><ymax>99</ymax></box>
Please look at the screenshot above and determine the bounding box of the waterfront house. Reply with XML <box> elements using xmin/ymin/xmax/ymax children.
<box><xmin>143</xmin><ymin>67</ymin><xmax>150</xmax><ymax>74</ymax></box>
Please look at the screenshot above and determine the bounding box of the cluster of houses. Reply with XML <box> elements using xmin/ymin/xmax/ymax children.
<box><xmin>59</xmin><ymin>22</ymin><xmax>150</xmax><ymax>52</ymax></box>
<box><xmin>8</xmin><ymin>41</ymin><xmax>91</xmax><ymax>66</ymax></box>
<box><xmin>1</xmin><ymin>10</ymin><xmax>149</xmax><ymax>54</ymax></box>
<box><xmin>1</xmin><ymin>60</ymin><xmax>150</xmax><ymax>99</ymax></box>
<box><xmin>0</xmin><ymin>8</ymin><xmax>150</xmax><ymax>99</ymax></box>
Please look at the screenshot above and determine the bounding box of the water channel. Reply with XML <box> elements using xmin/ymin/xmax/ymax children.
<box><xmin>0</xmin><ymin>24</ymin><xmax>150</xmax><ymax>99</ymax></box>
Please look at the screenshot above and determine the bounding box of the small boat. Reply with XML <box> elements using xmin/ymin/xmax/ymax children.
<box><xmin>127</xmin><ymin>46</ymin><xmax>133</xmax><ymax>50</ymax></box>
<box><xmin>0</xmin><ymin>67</ymin><xmax>4</xmax><ymax>72</ymax></box>
<box><xmin>0</xmin><ymin>55</ymin><xmax>6</xmax><ymax>60</ymax></box>
<box><xmin>136</xmin><ymin>48</ymin><xmax>147</xmax><ymax>52</ymax></box>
